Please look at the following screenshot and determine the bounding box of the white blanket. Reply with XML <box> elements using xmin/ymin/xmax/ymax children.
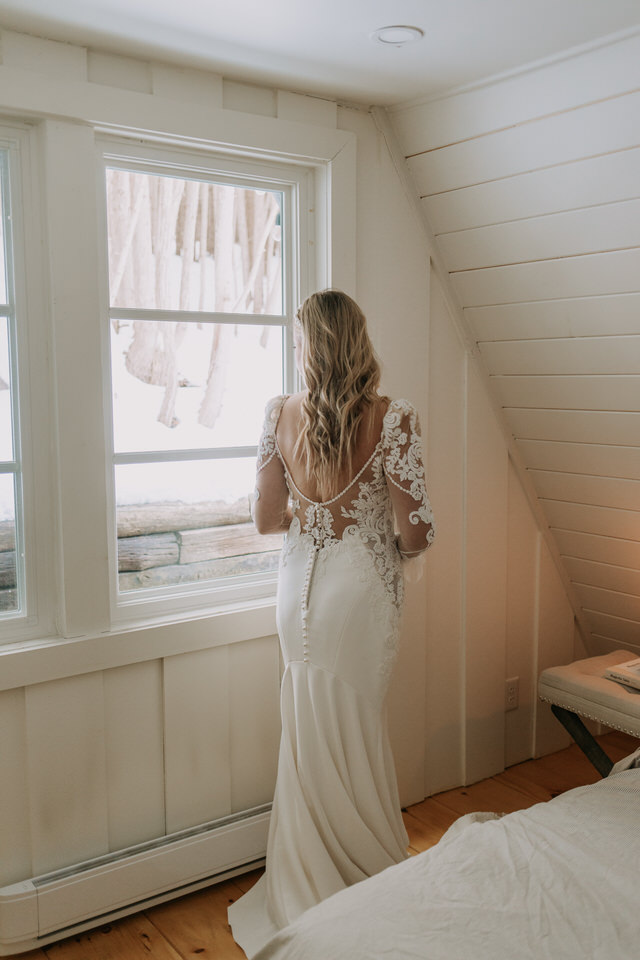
<box><xmin>255</xmin><ymin>770</ymin><xmax>640</xmax><ymax>960</ymax></box>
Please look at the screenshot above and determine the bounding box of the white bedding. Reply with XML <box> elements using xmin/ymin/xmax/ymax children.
<box><xmin>255</xmin><ymin>769</ymin><xmax>639</xmax><ymax>960</ymax></box>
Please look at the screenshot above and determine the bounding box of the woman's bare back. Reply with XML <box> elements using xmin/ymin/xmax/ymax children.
<box><xmin>275</xmin><ymin>392</ymin><xmax>388</xmax><ymax>504</ymax></box>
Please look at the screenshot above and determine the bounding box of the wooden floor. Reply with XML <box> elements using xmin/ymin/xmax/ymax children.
<box><xmin>10</xmin><ymin>731</ymin><xmax>636</xmax><ymax>960</ymax></box>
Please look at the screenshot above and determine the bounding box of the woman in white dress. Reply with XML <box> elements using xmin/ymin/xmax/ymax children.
<box><xmin>228</xmin><ymin>290</ymin><xmax>435</xmax><ymax>958</ymax></box>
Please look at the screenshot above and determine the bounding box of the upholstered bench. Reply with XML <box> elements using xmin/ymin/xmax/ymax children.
<box><xmin>538</xmin><ymin>650</ymin><xmax>640</xmax><ymax>776</ymax></box>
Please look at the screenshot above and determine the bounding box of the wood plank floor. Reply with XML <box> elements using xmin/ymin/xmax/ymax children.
<box><xmin>9</xmin><ymin>731</ymin><xmax>636</xmax><ymax>960</ymax></box>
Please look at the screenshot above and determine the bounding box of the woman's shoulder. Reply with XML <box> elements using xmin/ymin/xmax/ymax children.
<box><xmin>262</xmin><ymin>394</ymin><xmax>290</xmax><ymax>431</ymax></box>
<box><xmin>383</xmin><ymin>398</ymin><xmax>419</xmax><ymax>421</ymax></box>
<box><xmin>381</xmin><ymin>398</ymin><xmax>421</xmax><ymax>443</ymax></box>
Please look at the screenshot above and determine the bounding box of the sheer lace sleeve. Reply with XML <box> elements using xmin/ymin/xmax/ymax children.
<box><xmin>256</xmin><ymin>395</ymin><xmax>286</xmax><ymax>473</ymax></box>
<box><xmin>253</xmin><ymin>395</ymin><xmax>291</xmax><ymax>535</ymax></box>
<box><xmin>382</xmin><ymin>399</ymin><xmax>436</xmax><ymax>558</ymax></box>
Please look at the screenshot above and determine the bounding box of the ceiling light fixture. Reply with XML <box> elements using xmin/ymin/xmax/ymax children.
<box><xmin>371</xmin><ymin>25</ymin><xmax>424</xmax><ymax>47</ymax></box>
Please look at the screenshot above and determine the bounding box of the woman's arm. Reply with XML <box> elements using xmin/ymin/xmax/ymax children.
<box><xmin>252</xmin><ymin>395</ymin><xmax>292</xmax><ymax>535</ymax></box>
<box><xmin>253</xmin><ymin>455</ymin><xmax>292</xmax><ymax>534</ymax></box>
<box><xmin>382</xmin><ymin>401</ymin><xmax>436</xmax><ymax>557</ymax></box>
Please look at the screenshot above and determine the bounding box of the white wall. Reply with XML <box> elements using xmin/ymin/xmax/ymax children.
<box><xmin>0</xmin><ymin>29</ymin><xmax>433</xmax><ymax>892</ymax></box>
<box><xmin>0</xmin><ymin>27</ymin><xmax>578</xmax><ymax>903</ymax></box>
<box><xmin>389</xmin><ymin>30</ymin><xmax>640</xmax><ymax>655</ymax></box>
<box><xmin>423</xmin><ymin>271</ymin><xmax>575</xmax><ymax>794</ymax></box>
<box><xmin>336</xmin><ymin>104</ymin><xmax>432</xmax><ymax>805</ymax></box>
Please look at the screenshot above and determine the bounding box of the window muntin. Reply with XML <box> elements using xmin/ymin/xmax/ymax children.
<box><xmin>0</xmin><ymin>148</ymin><xmax>24</xmax><ymax>618</ymax></box>
<box><xmin>104</xmin><ymin>154</ymin><xmax>299</xmax><ymax>609</ymax></box>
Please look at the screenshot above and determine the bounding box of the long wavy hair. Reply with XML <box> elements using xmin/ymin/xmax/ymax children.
<box><xmin>294</xmin><ymin>289</ymin><xmax>383</xmax><ymax>501</ymax></box>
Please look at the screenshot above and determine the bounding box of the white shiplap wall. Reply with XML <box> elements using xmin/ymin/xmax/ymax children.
<box><xmin>0</xmin><ymin>25</ymin><xmax>602</xmax><ymax>916</ymax></box>
<box><xmin>0</xmin><ymin>27</ymin><xmax>436</xmax><ymax>902</ymax></box>
<box><xmin>390</xmin><ymin>29</ymin><xmax>640</xmax><ymax>654</ymax></box>
<box><xmin>1</xmin><ymin>636</ymin><xmax>281</xmax><ymax>885</ymax></box>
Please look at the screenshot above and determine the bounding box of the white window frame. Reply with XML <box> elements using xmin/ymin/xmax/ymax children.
<box><xmin>97</xmin><ymin>137</ymin><xmax>316</xmax><ymax>625</ymax></box>
<box><xmin>0</xmin><ymin>141</ymin><xmax>26</xmax><ymax>620</ymax></box>
<box><xmin>0</xmin><ymin>62</ymin><xmax>355</xmax><ymax>665</ymax></box>
<box><xmin>0</xmin><ymin>121</ymin><xmax>55</xmax><ymax>646</ymax></box>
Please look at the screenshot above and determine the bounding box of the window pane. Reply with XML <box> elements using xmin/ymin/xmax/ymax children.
<box><xmin>0</xmin><ymin>160</ymin><xmax>6</xmax><ymax>305</ymax></box>
<box><xmin>116</xmin><ymin>458</ymin><xmax>281</xmax><ymax>593</ymax></box>
<box><xmin>0</xmin><ymin>318</ymin><xmax>12</xmax><ymax>460</ymax></box>
<box><xmin>106</xmin><ymin>169</ymin><xmax>283</xmax><ymax>314</ymax></box>
<box><xmin>111</xmin><ymin>320</ymin><xmax>283</xmax><ymax>453</ymax></box>
<box><xmin>0</xmin><ymin>473</ymin><xmax>17</xmax><ymax>614</ymax></box>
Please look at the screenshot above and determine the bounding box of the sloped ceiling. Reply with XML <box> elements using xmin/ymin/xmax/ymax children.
<box><xmin>389</xmin><ymin>31</ymin><xmax>640</xmax><ymax>651</ymax></box>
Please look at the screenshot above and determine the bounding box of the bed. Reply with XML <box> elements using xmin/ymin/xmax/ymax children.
<box><xmin>255</xmin><ymin>766</ymin><xmax>640</xmax><ymax>960</ymax></box>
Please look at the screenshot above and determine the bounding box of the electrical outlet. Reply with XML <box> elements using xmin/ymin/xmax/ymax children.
<box><xmin>505</xmin><ymin>676</ymin><xmax>519</xmax><ymax>712</ymax></box>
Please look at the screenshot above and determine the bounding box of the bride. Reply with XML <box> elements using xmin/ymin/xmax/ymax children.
<box><xmin>228</xmin><ymin>289</ymin><xmax>435</xmax><ymax>958</ymax></box>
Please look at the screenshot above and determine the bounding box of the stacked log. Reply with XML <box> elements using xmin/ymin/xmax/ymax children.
<box><xmin>119</xmin><ymin>550</ymin><xmax>280</xmax><ymax>591</ymax></box>
<box><xmin>0</xmin><ymin>501</ymin><xmax>283</xmax><ymax>611</ymax></box>
<box><xmin>116</xmin><ymin>499</ymin><xmax>282</xmax><ymax>592</ymax></box>
<box><xmin>0</xmin><ymin>521</ymin><xmax>14</xmax><ymax>551</ymax></box>
<box><xmin>0</xmin><ymin>521</ymin><xmax>16</xmax><ymax>611</ymax></box>
<box><xmin>117</xmin><ymin>498</ymin><xmax>251</xmax><ymax>537</ymax></box>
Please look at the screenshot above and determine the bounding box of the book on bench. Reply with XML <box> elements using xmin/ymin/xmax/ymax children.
<box><xmin>604</xmin><ymin>657</ymin><xmax>640</xmax><ymax>691</ymax></box>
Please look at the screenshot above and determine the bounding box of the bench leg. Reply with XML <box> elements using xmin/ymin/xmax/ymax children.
<box><xmin>550</xmin><ymin>704</ymin><xmax>614</xmax><ymax>777</ymax></box>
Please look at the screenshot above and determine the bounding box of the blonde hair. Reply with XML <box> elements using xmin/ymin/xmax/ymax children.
<box><xmin>294</xmin><ymin>289</ymin><xmax>383</xmax><ymax>501</ymax></box>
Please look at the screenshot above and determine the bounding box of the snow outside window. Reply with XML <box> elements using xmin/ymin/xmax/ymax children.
<box><xmin>103</xmin><ymin>151</ymin><xmax>303</xmax><ymax>612</ymax></box>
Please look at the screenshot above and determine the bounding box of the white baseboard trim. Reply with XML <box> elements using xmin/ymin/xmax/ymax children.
<box><xmin>0</xmin><ymin>805</ymin><xmax>270</xmax><ymax>956</ymax></box>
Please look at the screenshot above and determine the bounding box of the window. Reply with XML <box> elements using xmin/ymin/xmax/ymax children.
<box><xmin>102</xmin><ymin>144</ymin><xmax>308</xmax><ymax>614</ymax></box>
<box><xmin>0</xmin><ymin>146</ymin><xmax>25</xmax><ymax>619</ymax></box>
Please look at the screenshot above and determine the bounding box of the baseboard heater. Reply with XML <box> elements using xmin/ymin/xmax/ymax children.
<box><xmin>0</xmin><ymin>804</ymin><xmax>270</xmax><ymax>956</ymax></box>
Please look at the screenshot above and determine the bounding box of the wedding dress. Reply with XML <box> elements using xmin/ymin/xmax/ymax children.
<box><xmin>228</xmin><ymin>396</ymin><xmax>435</xmax><ymax>958</ymax></box>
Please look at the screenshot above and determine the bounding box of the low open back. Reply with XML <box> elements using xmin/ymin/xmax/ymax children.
<box><xmin>257</xmin><ymin>394</ymin><xmax>435</xmax><ymax>557</ymax></box>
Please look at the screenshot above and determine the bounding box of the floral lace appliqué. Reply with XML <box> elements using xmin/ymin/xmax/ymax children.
<box><xmin>256</xmin><ymin>395</ymin><xmax>288</xmax><ymax>473</ymax></box>
<box><xmin>257</xmin><ymin>396</ymin><xmax>435</xmax><ymax>684</ymax></box>
<box><xmin>382</xmin><ymin>399</ymin><xmax>436</xmax><ymax>547</ymax></box>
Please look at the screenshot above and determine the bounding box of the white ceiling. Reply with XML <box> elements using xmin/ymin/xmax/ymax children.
<box><xmin>0</xmin><ymin>0</ymin><xmax>639</xmax><ymax>105</ymax></box>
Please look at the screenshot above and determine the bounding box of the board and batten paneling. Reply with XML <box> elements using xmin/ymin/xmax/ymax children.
<box><xmin>463</xmin><ymin>362</ymin><xmax>509</xmax><ymax>784</ymax></box>
<box><xmin>423</xmin><ymin>271</ymin><xmax>578</xmax><ymax>787</ymax></box>
<box><xmin>505</xmin><ymin>463</ymin><xmax>539</xmax><ymax>767</ymax></box>
<box><xmin>103</xmin><ymin>660</ymin><xmax>166</xmax><ymax>851</ymax></box>
<box><xmin>389</xmin><ymin>29</ymin><xmax>640</xmax><ymax>651</ymax></box>
<box><xmin>163</xmin><ymin>638</ymin><xmax>282</xmax><ymax>834</ymax></box>
<box><xmin>228</xmin><ymin>635</ymin><xmax>281</xmax><ymax>813</ymax></box>
<box><xmin>343</xmin><ymin>101</ymin><xmax>433</xmax><ymax>808</ymax></box>
<box><xmin>534</xmin><ymin>545</ymin><xmax>575</xmax><ymax>756</ymax></box>
<box><xmin>424</xmin><ymin>273</ymin><xmax>466</xmax><ymax>795</ymax></box>
<box><xmin>0</xmin><ymin>634</ymin><xmax>281</xmax><ymax>885</ymax></box>
<box><xmin>164</xmin><ymin>646</ymin><xmax>233</xmax><ymax>834</ymax></box>
<box><xmin>25</xmin><ymin>673</ymin><xmax>110</xmax><ymax>876</ymax></box>
<box><xmin>0</xmin><ymin>687</ymin><xmax>32</xmax><ymax>886</ymax></box>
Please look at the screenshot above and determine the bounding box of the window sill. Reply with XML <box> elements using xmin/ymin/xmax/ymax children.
<box><xmin>0</xmin><ymin>597</ymin><xmax>277</xmax><ymax>693</ymax></box>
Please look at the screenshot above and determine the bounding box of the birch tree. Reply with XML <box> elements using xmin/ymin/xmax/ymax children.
<box><xmin>106</xmin><ymin>171</ymin><xmax>282</xmax><ymax>433</ymax></box>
